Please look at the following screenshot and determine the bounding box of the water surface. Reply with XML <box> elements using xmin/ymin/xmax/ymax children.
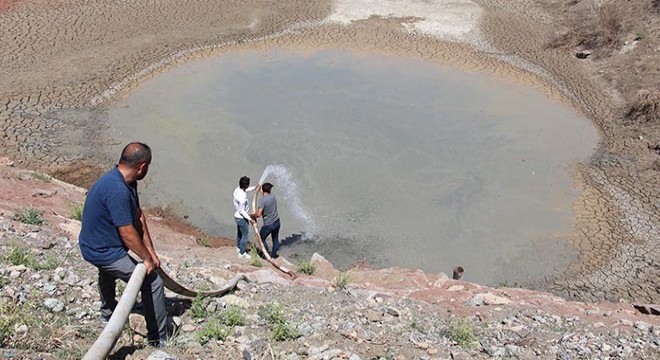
<box><xmin>106</xmin><ymin>48</ymin><xmax>598</xmax><ymax>284</ymax></box>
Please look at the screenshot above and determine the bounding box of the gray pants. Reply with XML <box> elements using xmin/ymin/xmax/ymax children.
<box><xmin>96</xmin><ymin>255</ymin><xmax>167</xmax><ymax>344</ymax></box>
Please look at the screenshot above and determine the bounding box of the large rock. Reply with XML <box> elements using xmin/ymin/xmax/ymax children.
<box><xmin>310</xmin><ymin>253</ymin><xmax>337</xmax><ymax>278</ymax></box>
<box><xmin>245</xmin><ymin>269</ymin><xmax>292</xmax><ymax>286</ymax></box>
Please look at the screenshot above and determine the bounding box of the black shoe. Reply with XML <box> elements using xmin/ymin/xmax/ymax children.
<box><xmin>271</xmin><ymin>253</ymin><xmax>279</xmax><ymax>259</ymax></box>
<box><xmin>100</xmin><ymin>314</ymin><xmax>111</xmax><ymax>323</ymax></box>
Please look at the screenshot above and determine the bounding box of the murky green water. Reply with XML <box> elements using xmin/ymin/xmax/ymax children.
<box><xmin>106</xmin><ymin>48</ymin><xmax>598</xmax><ymax>284</ymax></box>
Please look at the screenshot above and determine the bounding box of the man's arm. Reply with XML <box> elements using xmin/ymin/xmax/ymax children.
<box><xmin>117</xmin><ymin>224</ymin><xmax>155</xmax><ymax>274</ymax></box>
<box><xmin>138</xmin><ymin>208</ymin><xmax>160</xmax><ymax>268</ymax></box>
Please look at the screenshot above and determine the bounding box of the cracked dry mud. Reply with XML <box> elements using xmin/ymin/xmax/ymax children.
<box><xmin>0</xmin><ymin>0</ymin><xmax>658</xmax><ymax>303</ymax></box>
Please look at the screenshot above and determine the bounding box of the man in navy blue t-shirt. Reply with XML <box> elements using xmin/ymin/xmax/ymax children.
<box><xmin>79</xmin><ymin>142</ymin><xmax>167</xmax><ymax>346</ymax></box>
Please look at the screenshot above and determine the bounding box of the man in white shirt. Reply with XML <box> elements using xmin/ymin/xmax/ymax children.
<box><xmin>233</xmin><ymin>176</ymin><xmax>260</xmax><ymax>259</ymax></box>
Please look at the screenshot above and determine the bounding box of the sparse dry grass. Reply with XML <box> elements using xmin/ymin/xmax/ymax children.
<box><xmin>626</xmin><ymin>88</ymin><xmax>660</xmax><ymax>124</ymax></box>
<box><xmin>545</xmin><ymin>1</ymin><xmax>626</xmax><ymax>56</ymax></box>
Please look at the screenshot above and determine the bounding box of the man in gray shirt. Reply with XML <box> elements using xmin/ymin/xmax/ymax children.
<box><xmin>253</xmin><ymin>182</ymin><xmax>280</xmax><ymax>258</ymax></box>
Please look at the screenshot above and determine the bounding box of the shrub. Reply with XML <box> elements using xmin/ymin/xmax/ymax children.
<box><xmin>31</xmin><ymin>172</ymin><xmax>51</xmax><ymax>182</ymax></box>
<box><xmin>0</xmin><ymin>316</ymin><xmax>12</xmax><ymax>346</ymax></box>
<box><xmin>272</xmin><ymin>320</ymin><xmax>299</xmax><ymax>341</ymax></box>
<box><xmin>545</xmin><ymin>2</ymin><xmax>624</xmax><ymax>54</ymax></box>
<box><xmin>190</xmin><ymin>294</ymin><xmax>208</xmax><ymax>319</ymax></box>
<box><xmin>249</xmin><ymin>247</ymin><xmax>262</xmax><ymax>267</ymax></box>
<box><xmin>258</xmin><ymin>302</ymin><xmax>286</xmax><ymax>325</ymax></box>
<box><xmin>445</xmin><ymin>318</ymin><xmax>476</xmax><ymax>348</ymax></box>
<box><xmin>334</xmin><ymin>272</ymin><xmax>350</xmax><ymax>290</ymax></box>
<box><xmin>4</xmin><ymin>247</ymin><xmax>57</xmax><ymax>271</ymax></box>
<box><xmin>197</xmin><ymin>320</ymin><xmax>231</xmax><ymax>344</ymax></box>
<box><xmin>67</xmin><ymin>202</ymin><xmax>83</xmax><ymax>221</ymax></box>
<box><xmin>626</xmin><ymin>88</ymin><xmax>660</xmax><ymax>124</ymax></box>
<box><xmin>0</xmin><ymin>300</ymin><xmax>37</xmax><ymax>346</ymax></box>
<box><xmin>12</xmin><ymin>208</ymin><xmax>46</xmax><ymax>226</ymax></box>
<box><xmin>258</xmin><ymin>302</ymin><xmax>299</xmax><ymax>341</ymax></box>
<box><xmin>55</xmin><ymin>347</ymin><xmax>85</xmax><ymax>360</ymax></box>
<box><xmin>5</xmin><ymin>247</ymin><xmax>32</xmax><ymax>267</ymax></box>
<box><xmin>296</xmin><ymin>260</ymin><xmax>316</xmax><ymax>275</ymax></box>
<box><xmin>222</xmin><ymin>305</ymin><xmax>244</xmax><ymax>327</ymax></box>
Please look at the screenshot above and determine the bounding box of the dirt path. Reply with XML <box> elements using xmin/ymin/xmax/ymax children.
<box><xmin>0</xmin><ymin>0</ymin><xmax>657</xmax><ymax>302</ymax></box>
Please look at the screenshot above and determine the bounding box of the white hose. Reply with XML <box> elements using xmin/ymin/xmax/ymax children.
<box><xmin>83</xmin><ymin>263</ymin><xmax>147</xmax><ymax>360</ymax></box>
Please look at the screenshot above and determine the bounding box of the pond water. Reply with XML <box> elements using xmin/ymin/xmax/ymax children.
<box><xmin>106</xmin><ymin>48</ymin><xmax>598</xmax><ymax>284</ymax></box>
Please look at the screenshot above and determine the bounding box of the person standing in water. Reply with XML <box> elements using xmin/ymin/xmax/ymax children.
<box><xmin>252</xmin><ymin>182</ymin><xmax>281</xmax><ymax>258</ymax></box>
<box><xmin>233</xmin><ymin>176</ymin><xmax>259</xmax><ymax>259</ymax></box>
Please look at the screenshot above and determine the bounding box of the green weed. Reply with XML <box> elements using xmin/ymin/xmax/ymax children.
<box><xmin>258</xmin><ymin>302</ymin><xmax>299</xmax><ymax>341</ymax></box>
<box><xmin>197</xmin><ymin>320</ymin><xmax>231</xmax><ymax>345</ymax></box>
<box><xmin>55</xmin><ymin>346</ymin><xmax>85</xmax><ymax>360</ymax></box>
<box><xmin>31</xmin><ymin>172</ymin><xmax>51</xmax><ymax>182</ymax></box>
<box><xmin>3</xmin><ymin>247</ymin><xmax>56</xmax><ymax>270</ymax></box>
<box><xmin>222</xmin><ymin>305</ymin><xmax>244</xmax><ymax>327</ymax></box>
<box><xmin>0</xmin><ymin>300</ymin><xmax>38</xmax><ymax>346</ymax></box>
<box><xmin>12</xmin><ymin>208</ymin><xmax>46</xmax><ymax>226</ymax></box>
<box><xmin>190</xmin><ymin>294</ymin><xmax>208</xmax><ymax>319</ymax></box>
<box><xmin>196</xmin><ymin>235</ymin><xmax>210</xmax><ymax>248</ymax></box>
<box><xmin>409</xmin><ymin>314</ymin><xmax>421</xmax><ymax>330</ymax></box>
<box><xmin>296</xmin><ymin>260</ymin><xmax>315</xmax><ymax>275</ymax></box>
<box><xmin>334</xmin><ymin>272</ymin><xmax>350</xmax><ymax>290</ymax></box>
<box><xmin>445</xmin><ymin>317</ymin><xmax>476</xmax><ymax>348</ymax></box>
<box><xmin>258</xmin><ymin>302</ymin><xmax>286</xmax><ymax>325</ymax></box>
<box><xmin>249</xmin><ymin>246</ymin><xmax>262</xmax><ymax>267</ymax></box>
<box><xmin>272</xmin><ymin>320</ymin><xmax>299</xmax><ymax>341</ymax></box>
<box><xmin>67</xmin><ymin>202</ymin><xmax>83</xmax><ymax>221</ymax></box>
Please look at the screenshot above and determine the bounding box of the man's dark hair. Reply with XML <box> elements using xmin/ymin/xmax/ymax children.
<box><xmin>239</xmin><ymin>176</ymin><xmax>250</xmax><ymax>189</ymax></box>
<box><xmin>262</xmin><ymin>182</ymin><xmax>274</xmax><ymax>193</ymax></box>
<box><xmin>119</xmin><ymin>142</ymin><xmax>151</xmax><ymax>168</ymax></box>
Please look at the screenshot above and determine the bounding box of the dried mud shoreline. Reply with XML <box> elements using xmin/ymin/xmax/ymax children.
<box><xmin>0</xmin><ymin>0</ymin><xmax>658</xmax><ymax>303</ymax></box>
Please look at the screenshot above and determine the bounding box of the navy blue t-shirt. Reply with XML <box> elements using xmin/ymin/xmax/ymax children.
<box><xmin>79</xmin><ymin>166</ymin><xmax>141</xmax><ymax>266</ymax></box>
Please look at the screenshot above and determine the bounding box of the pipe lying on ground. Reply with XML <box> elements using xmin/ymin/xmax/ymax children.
<box><xmin>160</xmin><ymin>271</ymin><xmax>247</xmax><ymax>297</ymax></box>
<box><xmin>83</xmin><ymin>264</ymin><xmax>147</xmax><ymax>360</ymax></box>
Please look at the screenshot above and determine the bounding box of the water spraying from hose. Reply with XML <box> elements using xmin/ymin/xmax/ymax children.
<box><xmin>258</xmin><ymin>164</ymin><xmax>316</xmax><ymax>233</ymax></box>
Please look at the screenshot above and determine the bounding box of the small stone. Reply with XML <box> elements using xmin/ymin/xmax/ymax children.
<box><xmin>8</xmin><ymin>265</ymin><xmax>27</xmax><ymax>273</ymax></box>
<box><xmin>32</xmin><ymin>189</ymin><xmax>57</xmax><ymax>198</ymax></box>
<box><xmin>364</xmin><ymin>309</ymin><xmax>382</xmax><ymax>322</ymax></box>
<box><xmin>618</xmin><ymin>319</ymin><xmax>633</xmax><ymax>327</ymax></box>
<box><xmin>481</xmin><ymin>292</ymin><xmax>511</xmax><ymax>305</ymax></box>
<box><xmin>223</xmin><ymin>294</ymin><xmax>249</xmax><ymax>308</ymax></box>
<box><xmin>44</xmin><ymin>298</ymin><xmax>64</xmax><ymax>313</ymax></box>
<box><xmin>447</xmin><ymin>285</ymin><xmax>464</xmax><ymax>291</ymax></box>
<box><xmin>15</xmin><ymin>324</ymin><xmax>28</xmax><ymax>334</ymax></box>
<box><xmin>182</xmin><ymin>324</ymin><xmax>196</xmax><ymax>332</ymax></box>
<box><xmin>467</xmin><ymin>295</ymin><xmax>484</xmax><ymax>306</ymax></box>
<box><xmin>236</xmin><ymin>280</ymin><xmax>249</xmax><ymax>291</ymax></box>
<box><xmin>634</xmin><ymin>321</ymin><xmax>650</xmax><ymax>332</ymax></box>
<box><xmin>385</xmin><ymin>307</ymin><xmax>400</xmax><ymax>317</ymax></box>
<box><xmin>171</xmin><ymin>316</ymin><xmax>182</xmax><ymax>328</ymax></box>
<box><xmin>147</xmin><ymin>350</ymin><xmax>181</xmax><ymax>360</ymax></box>
<box><xmin>600</xmin><ymin>343</ymin><xmax>612</xmax><ymax>352</ymax></box>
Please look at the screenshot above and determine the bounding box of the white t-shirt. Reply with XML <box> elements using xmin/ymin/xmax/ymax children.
<box><xmin>233</xmin><ymin>186</ymin><xmax>256</xmax><ymax>220</ymax></box>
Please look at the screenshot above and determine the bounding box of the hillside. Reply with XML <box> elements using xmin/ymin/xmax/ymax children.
<box><xmin>1</xmin><ymin>160</ymin><xmax>659</xmax><ymax>359</ymax></box>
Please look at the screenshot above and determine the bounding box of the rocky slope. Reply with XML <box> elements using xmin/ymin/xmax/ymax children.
<box><xmin>1</xmin><ymin>160</ymin><xmax>659</xmax><ymax>359</ymax></box>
